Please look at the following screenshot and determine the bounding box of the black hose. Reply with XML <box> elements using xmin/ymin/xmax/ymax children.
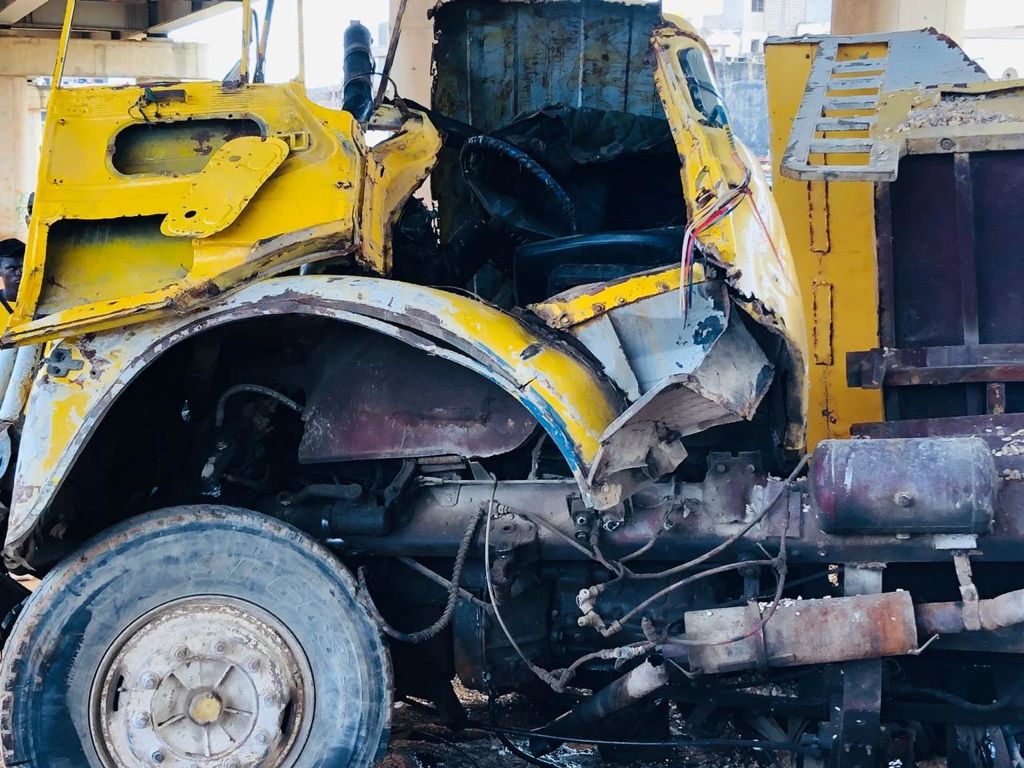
<box><xmin>468</xmin><ymin>721</ymin><xmax>818</xmax><ymax>756</ymax></box>
<box><xmin>359</xmin><ymin>508</ymin><xmax>484</xmax><ymax>643</ymax></box>
<box><xmin>343</xmin><ymin>21</ymin><xmax>374</xmax><ymax>122</ymax></box>
<box><xmin>894</xmin><ymin>674</ymin><xmax>1024</xmax><ymax>713</ymax></box>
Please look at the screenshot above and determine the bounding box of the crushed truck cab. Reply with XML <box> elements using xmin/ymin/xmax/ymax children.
<box><xmin>5</xmin><ymin>3</ymin><xmax>1024</xmax><ymax>768</ymax></box>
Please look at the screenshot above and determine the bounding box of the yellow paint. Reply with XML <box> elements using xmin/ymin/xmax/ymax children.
<box><xmin>765</xmin><ymin>40</ymin><xmax>884</xmax><ymax>447</ymax></box>
<box><xmin>4</xmin><ymin>80</ymin><xmax>438</xmax><ymax>346</ymax></box>
<box><xmin>530</xmin><ymin>264</ymin><xmax>705</xmax><ymax>328</ymax></box>
<box><xmin>161</xmin><ymin>136</ymin><xmax>291</xmax><ymax>238</ymax></box>
<box><xmin>9</xmin><ymin>276</ymin><xmax>625</xmax><ymax>548</ymax></box>
<box><xmin>360</xmin><ymin>105</ymin><xmax>442</xmax><ymax>274</ymax></box>
<box><xmin>653</xmin><ymin>23</ymin><xmax>810</xmax><ymax>450</ymax></box>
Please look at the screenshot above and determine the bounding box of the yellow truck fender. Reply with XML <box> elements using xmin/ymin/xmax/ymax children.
<box><xmin>5</xmin><ymin>275</ymin><xmax>623</xmax><ymax>555</ymax></box>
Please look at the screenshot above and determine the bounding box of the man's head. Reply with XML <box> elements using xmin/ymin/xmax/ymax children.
<box><xmin>0</xmin><ymin>239</ymin><xmax>25</xmax><ymax>304</ymax></box>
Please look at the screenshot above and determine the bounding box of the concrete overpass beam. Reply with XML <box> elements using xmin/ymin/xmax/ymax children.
<box><xmin>832</xmin><ymin>0</ymin><xmax>966</xmax><ymax>43</ymax></box>
<box><xmin>0</xmin><ymin>0</ymin><xmax>48</xmax><ymax>25</ymax></box>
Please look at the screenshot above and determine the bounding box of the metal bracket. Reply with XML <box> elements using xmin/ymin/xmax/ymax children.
<box><xmin>46</xmin><ymin>346</ymin><xmax>84</xmax><ymax>378</ymax></box>
<box><xmin>954</xmin><ymin>551</ymin><xmax>982</xmax><ymax>632</ymax></box>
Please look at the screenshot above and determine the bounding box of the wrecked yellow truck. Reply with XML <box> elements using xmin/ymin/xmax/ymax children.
<box><xmin>1</xmin><ymin>2</ymin><xmax>1024</xmax><ymax>767</ymax></box>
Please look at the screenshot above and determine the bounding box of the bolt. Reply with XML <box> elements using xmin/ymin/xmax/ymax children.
<box><xmin>140</xmin><ymin>672</ymin><xmax>159</xmax><ymax>690</ymax></box>
<box><xmin>246</xmin><ymin>656</ymin><xmax>261</xmax><ymax>673</ymax></box>
<box><xmin>131</xmin><ymin>712</ymin><xmax>151</xmax><ymax>729</ymax></box>
<box><xmin>150</xmin><ymin>748</ymin><xmax>166</xmax><ymax>764</ymax></box>
<box><xmin>226</xmin><ymin>760</ymin><xmax>241</xmax><ymax>768</ymax></box>
<box><xmin>895</xmin><ymin>491</ymin><xmax>914</xmax><ymax>508</ymax></box>
<box><xmin>263</xmin><ymin>692</ymin><xmax>279</xmax><ymax>707</ymax></box>
<box><xmin>211</xmin><ymin>638</ymin><xmax>229</xmax><ymax>656</ymax></box>
<box><xmin>940</xmin><ymin>137</ymin><xmax>955</xmax><ymax>150</ymax></box>
<box><xmin>716</xmin><ymin>463</ymin><xmax>728</xmax><ymax>474</ymax></box>
<box><xmin>254</xmin><ymin>729</ymin><xmax>270</xmax><ymax>745</ymax></box>
<box><xmin>575</xmin><ymin>515</ymin><xmax>589</xmax><ymax>527</ymax></box>
<box><xmin>172</xmin><ymin>645</ymin><xmax>189</xmax><ymax>661</ymax></box>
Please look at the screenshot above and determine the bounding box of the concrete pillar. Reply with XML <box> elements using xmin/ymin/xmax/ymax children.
<box><xmin>0</xmin><ymin>76</ymin><xmax>41</xmax><ymax>240</ymax></box>
<box><xmin>389</xmin><ymin>0</ymin><xmax>433</xmax><ymax>106</ymax></box>
<box><xmin>832</xmin><ymin>0</ymin><xmax>966</xmax><ymax>43</ymax></box>
<box><xmin>0</xmin><ymin>36</ymin><xmax>209</xmax><ymax>241</ymax></box>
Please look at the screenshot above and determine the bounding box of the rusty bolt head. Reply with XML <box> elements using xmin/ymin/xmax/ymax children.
<box><xmin>263</xmin><ymin>692</ymin><xmax>279</xmax><ymax>707</ymax></box>
<box><xmin>150</xmin><ymin>748</ymin><xmax>166</xmax><ymax>764</ymax></box>
<box><xmin>211</xmin><ymin>639</ymin><xmax>229</xmax><ymax>656</ymax></box>
<box><xmin>255</xmin><ymin>729</ymin><xmax>270</xmax><ymax>745</ymax></box>
<box><xmin>172</xmin><ymin>645</ymin><xmax>189</xmax><ymax>662</ymax></box>
<box><xmin>131</xmin><ymin>712</ymin><xmax>151</xmax><ymax>729</ymax></box>
<box><xmin>226</xmin><ymin>760</ymin><xmax>241</xmax><ymax>768</ymax></box>
<box><xmin>716</xmin><ymin>463</ymin><xmax>728</xmax><ymax>474</ymax></box>
<box><xmin>940</xmin><ymin>137</ymin><xmax>955</xmax><ymax>151</ymax></box>
<box><xmin>246</xmin><ymin>656</ymin><xmax>261</xmax><ymax>673</ymax></box>
<box><xmin>894</xmin><ymin>491</ymin><xmax>914</xmax><ymax>508</ymax></box>
<box><xmin>575</xmin><ymin>515</ymin><xmax>590</xmax><ymax>527</ymax></box>
<box><xmin>140</xmin><ymin>672</ymin><xmax>159</xmax><ymax>691</ymax></box>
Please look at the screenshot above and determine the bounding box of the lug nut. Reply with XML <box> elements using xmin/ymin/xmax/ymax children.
<box><xmin>211</xmin><ymin>639</ymin><xmax>228</xmax><ymax>656</ymax></box>
<box><xmin>131</xmin><ymin>712</ymin><xmax>151</xmax><ymax>729</ymax></box>
<box><xmin>150</xmin><ymin>748</ymin><xmax>166</xmax><ymax>764</ymax></box>
<box><xmin>254</xmin><ymin>729</ymin><xmax>270</xmax><ymax>745</ymax></box>
<box><xmin>263</xmin><ymin>692</ymin><xmax>279</xmax><ymax>707</ymax></box>
<box><xmin>225</xmin><ymin>760</ymin><xmax>241</xmax><ymax>768</ymax></box>
<box><xmin>140</xmin><ymin>672</ymin><xmax>159</xmax><ymax>690</ymax></box>
<box><xmin>246</xmin><ymin>656</ymin><xmax>261</xmax><ymax>673</ymax></box>
<box><xmin>172</xmin><ymin>645</ymin><xmax>189</xmax><ymax>661</ymax></box>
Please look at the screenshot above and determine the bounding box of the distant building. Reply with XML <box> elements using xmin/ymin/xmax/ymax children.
<box><xmin>701</xmin><ymin>0</ymin><xmax>831</xmax><ymax>59</ymax></box>
<box><xmin>697</xmin><ymin>0</ymin><xmax>831</xmax><ymax>160</ymax></box>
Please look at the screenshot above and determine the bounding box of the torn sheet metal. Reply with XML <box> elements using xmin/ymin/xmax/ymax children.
<box><xmin>653</xmin><ymin>23</ymin><xmax>808</xmax><ymax>451</ymax></box>
<box><xmin>572</xmin><ymin>281</ymin><xmax>774</xmax><ymax>498</ymax></box>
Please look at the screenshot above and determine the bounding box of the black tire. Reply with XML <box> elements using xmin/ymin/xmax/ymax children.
<box><xmin>0</xmin><ymin>506</ymin><xmax>391</xmax><ymax>768</ymax></box>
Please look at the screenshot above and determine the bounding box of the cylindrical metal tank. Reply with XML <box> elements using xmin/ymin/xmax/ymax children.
<box><xmin>811</xmin><ymin>437</ymin><xmax>996</xmax><ymax>534</ymax></box>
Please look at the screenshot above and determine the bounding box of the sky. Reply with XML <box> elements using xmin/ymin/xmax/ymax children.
<box><xmin>172</xmin><ymin>0</ymin><xmax>1024</xmax><ymax>85</ymax></box>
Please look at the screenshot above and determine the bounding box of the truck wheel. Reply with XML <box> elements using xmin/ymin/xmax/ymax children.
<box><xmin>0</xmin><ymin>506</ymin><xmax>391</xmax><ymax>768</ymax></box>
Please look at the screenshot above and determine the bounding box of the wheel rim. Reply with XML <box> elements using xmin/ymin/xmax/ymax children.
<box><xmin>90</xmin><ymin>596</ymin><xmax>314</xmax><ymax>768</ymax></box>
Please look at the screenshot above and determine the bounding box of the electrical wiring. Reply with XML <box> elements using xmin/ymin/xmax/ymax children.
<box><xmin>620</xmin><ymin>453</ymin><xmax>810</xmax><ymax>582</ymax></box>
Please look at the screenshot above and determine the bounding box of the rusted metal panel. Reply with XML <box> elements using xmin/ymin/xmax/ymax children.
<box><xmin>684</xmin><ymin>592</ymin><xmax>919</xmax><ymax>675</ymax></box>
<box><xmin>298</xmin><ymin>332</ymin><xmax>537</xmax><ymax>463</ymax></box>
<box><xmin>431</xmin><ymin>0</ymin><xmax>663</xmax><ymax>133</ymax></box>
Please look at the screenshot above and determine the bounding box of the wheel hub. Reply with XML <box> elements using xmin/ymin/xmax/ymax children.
<box><xmin>92</xmin><ymin>597</ymin><xmax>312</xmax><ymax>768</ymax></box>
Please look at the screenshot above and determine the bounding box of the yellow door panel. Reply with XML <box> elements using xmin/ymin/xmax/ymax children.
<box><xmin>3</xmin><ymin>81</ymin><xmax>438</xmax><ymax>347</ymax></box>
<box><xmin>161</xmin><ymin>136</ymin><xmax>290</xmax><ymax>239</ymax></box>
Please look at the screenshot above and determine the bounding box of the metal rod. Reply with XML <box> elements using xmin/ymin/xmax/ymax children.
<box><xmin>296</xmin><ymin>0</ymin><xmax>306</xmax><ymax>83</ymax></box>
<box><xmin>375</xmin><ymin>0</ymin><xmax>409</xmax><ymax>106</ymax></box>
<box><xmin>397</xmin><ymin>556</ymin><xmax>494</xmax><ymax>614</ymax></box>
<box><xmin>254</xmin><ymin>0</ymin><xmax>276</xmax><ymax>83</ymax></box>
<box><xmin>52</xmin><ymin>0</ymin><xmax>77</xmax><ymax>87</ymax></box>
<box><xmin>240</xmin><ymin>0</ymin><xmax>253</xmax><ymax>83</ymax></box>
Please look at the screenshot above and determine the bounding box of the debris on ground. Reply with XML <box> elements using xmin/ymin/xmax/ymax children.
<box><xmin>899</xmin><ymin>97</ymin><xmax>1019</xmax><ymax>131</ymax></box>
